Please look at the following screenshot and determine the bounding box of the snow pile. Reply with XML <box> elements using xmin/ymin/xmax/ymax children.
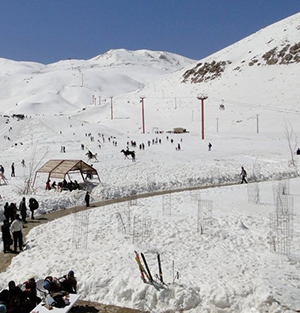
<box><xmin>1</xmin><ymin>180</ymin><xmax>300</xmax><ymax>312</ymax></box>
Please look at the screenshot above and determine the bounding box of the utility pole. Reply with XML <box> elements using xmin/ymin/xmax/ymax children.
<box><xmin>256</xmin><ymin>114</ymin><xmax>259</xmax><ymax>133</ymax></box>
<box><xmin>110</xmin><ymin>97</ymin><xmax>113</xmax><ymax>119</ymax></box>
<box><xmin>140</xmin><ymin>97</ymin><xmax>145</xmax><ymax>134</ymax></box>
<box><xmin>197</xmin><ymin>95</ymin><xmax>208</xmax><ymax>140</ymax></box>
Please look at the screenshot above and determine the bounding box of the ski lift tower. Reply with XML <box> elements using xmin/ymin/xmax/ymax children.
<box><xmin>140</xmin><ymin>96</ymin><xmax>146</xmax><ymax>134</ymax></box>
<box><xmin>197</xmin><ymin>95</ymin><xmax>208</xmax><ymax>140</ymax></box>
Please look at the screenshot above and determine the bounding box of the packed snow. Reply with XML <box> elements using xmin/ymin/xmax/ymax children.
<box><xmin>0</xmin><ymin>12</ymin><xmax>300</xmax><ymax>313</ymax></box>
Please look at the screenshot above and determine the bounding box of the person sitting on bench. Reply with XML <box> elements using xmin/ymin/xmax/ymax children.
<box><xmin>60</xmin><ymin>270</ymin><xmax>77</xmax><ymax>294</ymax></box>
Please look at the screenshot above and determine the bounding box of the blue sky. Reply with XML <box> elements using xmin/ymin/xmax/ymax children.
<box><xmin>0</xmin><ymin>1</ymin><xmax>299</xmax><ymax>64</ymax></box>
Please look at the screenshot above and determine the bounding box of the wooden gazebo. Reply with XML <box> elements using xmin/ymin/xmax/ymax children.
<box><xmin>33</xmin><ymin>159</ymin><xmax>100</xmax><ymax>186</ymax></box>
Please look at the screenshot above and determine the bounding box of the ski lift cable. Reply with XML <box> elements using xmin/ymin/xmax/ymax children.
<box><xmin>208</xmin><ymin>96</ymin><xmax>300</xmax><ymax>115</ymax></box>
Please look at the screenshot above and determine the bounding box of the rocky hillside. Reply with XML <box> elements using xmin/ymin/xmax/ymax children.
<box><xmin>181</xmin><ymin>13</ymin><xmax>300</xmax><ymax>84</ymax></box>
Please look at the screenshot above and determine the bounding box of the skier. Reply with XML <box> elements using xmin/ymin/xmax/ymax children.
<box><xmin>208</xmin><ymin>142</ymin><xmax>212</xmax><ymax>151</ymax></box>
<box><xmin>85</xmin><ymin>191</ymin><xmax>90</xmax><ymax>207</ymax></box>
<box><xmin>240</xmin><ymin>166</ymin><xmax>248</xmax><ymax>184</ymax></box>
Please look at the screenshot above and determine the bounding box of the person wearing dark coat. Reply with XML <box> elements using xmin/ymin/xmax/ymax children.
<box><xmin>28</xmin><ymin>198</ymin><xmax>39</xmax><ymax>220</ymax></box>
<box><xmin>0</xmin><ymin>289</ymin><xmax>9</xmax><ymax>311</ymax></box>
<box><xmin>21</xmin><ymin>277</ymin><xmax>41</xmax><ymax>310</ymax></box>
<box><xmin>85</xmin><ymin>192</ymin><xmax>90</xmax><ymax>207</ymax></box>
<box><xmin>240</xmin><ymin>166</ymin><xmax>248</xmax><ymax>184</ymax></box>
<box><xmin>7</xmin><ymin>280</ymin><xmax>27</xmax><ymax>313</ymax></box>
<box><xmin>8</xmin><ymin>203</ymin><xmax>17</xmax><ymax>222</ymax></box>
<box><xmin>1</xmin><ymin>220</ymin><xmax>12</xmax><ymax>253</ymax></box>
<box><xmin>11</xmin><ymin>163</ymin><xmax>15</xmax><ymax>177</ymax></box>
<box><xmin>19</xmin><ymin>197</ymin><xmax>27</xmax><ymax>223</ymax></box>
<box><xmin>3</xmin><ymin>202</ymin><xmax>9</xmax><ymax>221</ymax></box>
<box><xmin>60</xmin><ymin>270</ymin><xmax>77</xmax><ymax>294</ymax></box>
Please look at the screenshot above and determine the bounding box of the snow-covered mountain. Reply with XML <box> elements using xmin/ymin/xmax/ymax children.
<box><xmin>0</xmin><ymin>49</ymin><xmax>195</xmax><ymax>115</ymax></box>
<box><xmin>0</xmin><ymin>13</ymin><xmax>299</xmax><ymax>135</ymax></box>
<box><xmin>88</xmin><ymin>11</ymin><xmax>298</xmax><ymax>136</ymax></box>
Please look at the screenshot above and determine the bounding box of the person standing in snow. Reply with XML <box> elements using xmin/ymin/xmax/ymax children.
<box><xmin>4</xmin><ymin>202</ymin><xmax>9</xmax><ymax>221</ymax></box>
<box><xmin>8</xmin><ymin>202</ymin><xmax>17</xmax><ymax>222</ymax></box>
<box><xmin>240</xmin><ymin>166</ymin><xmax>248</xmax><ymax>184</ymax></box>
<box><xmin>11</xmin><ymin>163</ymin><xmax>15</xmax><ymax>177</ymax></box>
<box><xmin>19</xmin><ymin>197</ymin><xmax>27</xmax><ymax>223</ymax></box>
<box><xmin>10</xmin><ymin>214</ymin><xmax>23</xmax><ymax>252</ymax></box>
<box><xmin>208</xmin><ymin>142</ymin><xmax>212</xmax><ymax>151</ymax></box>
<box><xmin>29</xmin><ymin>198</ymin><xmax>39</xmax><ymax>219</ymax></box>
<box><xmin>1</xmin><ymin>219</ymin><xmax>12</xmax><ymax>253</ymax></box>
<box><xmin>0</xmin><ymin>165</ymin><xmax>4</xmax><ymax>176</ymax></box>
<box><xmin>85</xmin><ymin>191</ymin><xmax>90</xmax><ymax>207</ymax></box>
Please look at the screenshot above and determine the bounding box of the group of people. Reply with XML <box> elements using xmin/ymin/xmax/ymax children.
<box><xmin>42</xmin><ymin>271</ymin><xmax>77</xmax><ymax>308</ymax></box>
<box><xmin>0</xmin><ymin>161</ymin><xmax>26</xmax><ymax>179</ymax></box>
<box><xmin>0</xmin><ymin>278</ymin><xmax>41</xmax><ymax>313</ymax></box>
<box><xmin>0</xmin><ymin>271</ymin><xmax>77</xmax><ymax>312</ymax></box>
<box><xmin>45</xmin><ymin>179</ymin><xmax>80</xmax><ymax>192</ymax></box>
<box><xmin>1</xmin><ymin>197</ymin><xmax>39</xmax><ymax>253</ymax></box>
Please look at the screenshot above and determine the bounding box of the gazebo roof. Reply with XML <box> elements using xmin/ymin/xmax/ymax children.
<box><xmin>36</xmin><ymin>159</ymin><xmax>98</xmax><ymax>180</ymax></box>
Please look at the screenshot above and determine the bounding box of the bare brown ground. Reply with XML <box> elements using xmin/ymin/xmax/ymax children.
<box><xmin>0</xmin><ymin>183</ymin><xmax>230</xmax><ymax>312</ymax></box>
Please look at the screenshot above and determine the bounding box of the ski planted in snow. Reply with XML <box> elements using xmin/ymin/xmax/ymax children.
<box><xmin>141</xmin><ymin>252</ymin><xmax>153</xmax><ymax>282</ymax></box>
<box><xmin>157</xmin><ymin>252</ymin><xmax>164</xmax><ymax>284</ymax></box>
<box><xmin>134</xmin><ymin>250</ymin><xmax>148</xmax><ymax>283</ymax></box>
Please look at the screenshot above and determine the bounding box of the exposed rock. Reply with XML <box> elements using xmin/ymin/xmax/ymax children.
<box><xmin>263</xmin><ymin>42</ymin><xmax>300</xmax><ymax>65</ymax></box>
<box><xmin>182</xmin><ymin>60</ymin><xmax>230</xmax><ymax>83</ymax></box>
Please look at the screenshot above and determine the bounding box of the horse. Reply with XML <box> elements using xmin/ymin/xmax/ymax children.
<box><xmin>121</xmin><ymin>149</ymin><xmax>135</xmax><ymax>162</ymax></box>
<box><xmin>86</xmin><ymin>151</ymin><xmax>98</xmax><ymax>161</ymax></box>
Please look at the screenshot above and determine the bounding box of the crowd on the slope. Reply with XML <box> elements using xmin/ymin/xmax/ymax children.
<box><xmin>1</xmin><ymin>197</ymin><xmax>39</xmax><ymax>254</ymax></box>
<box><xmin>0</xmin><ymin>271</ymin><xmax>77</xmax><ymax>313</ymax></box>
